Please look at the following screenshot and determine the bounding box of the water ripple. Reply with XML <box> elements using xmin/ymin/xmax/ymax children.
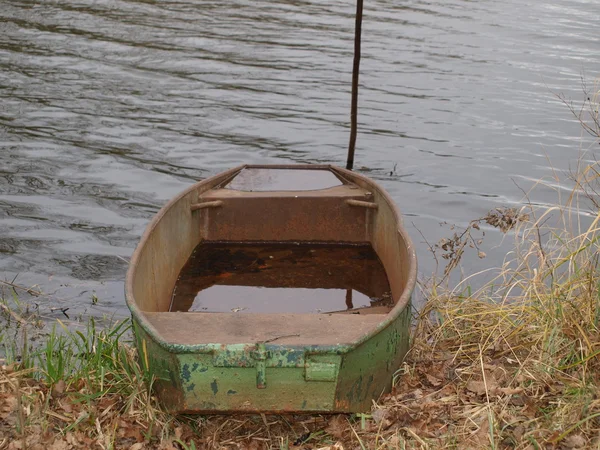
<box><xmin>0</xmin><ymin>0</ymin><xmax>599</xmax><ymax>315</ymax></box>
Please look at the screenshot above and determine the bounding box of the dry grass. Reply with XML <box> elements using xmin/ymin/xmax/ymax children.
<box><xmin>1</xmin><ymin>80</ymin><xmax>599</xmax><ymax>449</ymax></box>
<box><xmin>5</xmin><ymin>196</ymin><xmax>600</xmax><ymax>450</ymax></box>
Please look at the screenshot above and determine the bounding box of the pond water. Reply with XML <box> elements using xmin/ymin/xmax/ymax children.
<box><xmin>170</xmin><ymin>242</ymin><xmax>392</xmax><ymax>315</ymax></box>
<box><xmin>0</xmin><ymin>0</ymin><xmax>599</xmax><ymax>320</ymax></box>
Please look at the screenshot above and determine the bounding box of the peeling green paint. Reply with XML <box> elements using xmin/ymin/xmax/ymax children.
<box><xmin>131</xmin><ymin>298</ymin><xmax>411</xmax><ymax>413</ymax></box>
<box><xmin>182</xmin><ymin>364</ymin><xmax>191</xmax><ymax>383</ymax></box>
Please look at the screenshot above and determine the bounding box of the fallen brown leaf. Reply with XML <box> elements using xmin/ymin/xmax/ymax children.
<box><xmin>563</xmin><ymin>434</ymin><xmax>587</xmax><ymax>449</ymax></box>
<box><xmin>466</xmin><ymin>380</ymin><xmax>487</xmax><ymax>396</ymax></box>
<box><xmin>316</xmin><ymin>443</ymin><xmax>344</xmax><ymax>450</ymax></box>
<box><xmin>47</xmin><ymin>439</ymin><xmax>69</xmax><ymax>450</ymax></box>
<box><xmin>51</xmin><ymin>380</ymin><xmax>66</xmax><ymax>399</ymax></box>
<box><xmin>326</xmin><ymin>415</ymin><xmax>347</xmax><ymax>439</ymax></box>
<box><xmin>425</xmin><ymin>373</ymin><xmax>443</xmax><ymax>387</ymax></box>
<box><xmin>498</xmin><ymin>387</ymin><xmax>523</xmax><ymax>395</ymax></box>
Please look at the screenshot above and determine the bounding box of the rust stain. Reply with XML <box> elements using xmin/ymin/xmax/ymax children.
<box><xmin>335</xmin><ymin>399</ymin><xmax>351</xmax><ymax>409</ymax></box>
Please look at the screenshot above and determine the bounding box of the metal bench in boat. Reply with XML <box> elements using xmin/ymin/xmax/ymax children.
<box><xmin>125</xmin><ymin>164</ymin><xmax>416</xmax><ymax>413</ymax></box>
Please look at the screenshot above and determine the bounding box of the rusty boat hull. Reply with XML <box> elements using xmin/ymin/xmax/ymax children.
<box><xmin>125</xmin><ymin>165</ymin><xmax>417</xmax><ymax>413</ymax></box>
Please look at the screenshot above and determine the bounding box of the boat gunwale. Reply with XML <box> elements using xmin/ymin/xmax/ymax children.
<box><xmin>125</xmin><ymin>164</ymin><xmax>417</xmax><ymax>355</ymax></box>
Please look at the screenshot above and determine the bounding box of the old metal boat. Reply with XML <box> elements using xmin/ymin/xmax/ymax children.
<box><xmin>126</xmin><ymin>164</ymin><xmax>416</xmax><ymax>413</ymax></box>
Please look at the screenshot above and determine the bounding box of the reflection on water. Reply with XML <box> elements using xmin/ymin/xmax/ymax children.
<box><xmin>0</xmin><ymin>0</ymin><xmax>599</xmax><ymax>318</ymax></box>
<box><xmin>171</xmin><ymin>243</ymin><xmax>392</xmax><ymax>314</ymax></box>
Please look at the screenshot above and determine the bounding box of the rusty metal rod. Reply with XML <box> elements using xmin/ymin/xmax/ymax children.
<box><xmin>345</xmin><ymin>0</ymin><xmax>364</xmax><ymax>171</ymax></box>
<box><xmin>190</xmin><ymin>200</ymin><xmax>223</xmax><ymax>211</ymax></box>
<box><xmin>346</xmin><ymin>199</ymin><xmax>378</xmax><ymax>209</ymax></box>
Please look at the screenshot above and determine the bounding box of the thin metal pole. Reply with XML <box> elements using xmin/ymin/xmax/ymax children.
<box><xmin>345</xmin><ymin>289</ymin><xmax>353</xmax><ymax>309</ymax></box>
<box><xmin>345</xmin><ymin>0</ymin><xmax>364</xmax><ymax>170</ymax></box>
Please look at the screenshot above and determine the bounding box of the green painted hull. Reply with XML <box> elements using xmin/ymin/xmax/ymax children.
<box><xmin>133</xmin><ymin>304</ymin><xmax>410</xmax><ymax>413</ymax></box>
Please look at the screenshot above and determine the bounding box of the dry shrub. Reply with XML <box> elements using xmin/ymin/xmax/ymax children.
<box><xmin>383</xmin><ymin>77</ymin><xmax>600</xmax><ymax>449</ymax></box>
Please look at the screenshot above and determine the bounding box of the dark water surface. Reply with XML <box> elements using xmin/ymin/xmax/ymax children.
<box><xmin>1</xmin><ymin>0</ymin><xmax>599</xmax><ymax>319</ymax></box>
<box><xmin>171</xmin><ymin>243</ymin><xmax>392</xmax><ymax>314</ymax></box>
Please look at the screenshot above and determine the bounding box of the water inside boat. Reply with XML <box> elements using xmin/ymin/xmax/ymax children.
<box><xmin>170</xmin><ymin>242</ymin><xmax>392</xmax><ymax>314</ymax></box>
<box><xmin>223</xmin><ymin>167</ymin><xmax>344</xmax><ymax>191</ymax></box>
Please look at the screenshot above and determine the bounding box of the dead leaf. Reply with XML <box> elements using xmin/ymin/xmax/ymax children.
<box><xmin>7</xmin><ymin>441</ymin><xmax>23</xmax><ymax>450</ymax></box>
<box><xmin>58</xmin><ymin>399</ymin><xmax>72</xmax><ymax>414</ymax></box>
<box><xmin>316</xmin><ymin>444</ymin><xmax>344</xmax><ymax>450</ymax></box>
<box><xmin>372</xmin><ymin>408</ymin><xmax>388</xmax><ymax>425</ymax></box>
<box><xmin>395</xmin><ymin>388</ymin><xmax>423</xmax><ymax>403</ymax></box>
<box><xmin>469</xmin><ymin>415</ymin><xmax>491</xmax><ymax>448</ymax></box>
<box><xmin>498</xmin><ymin>387</ymin><xmax>523</xmax><ymax>395</ymax></box>
<box><xmin>2</xmin><ymin>364</ymin><xmax>16</xmax><ymax>375</ymax></box>
<box><xmin>158</xmin><ymin>444</ymin><xmax>178</xmax><ymax>450</ymax></box>
<box><xmin>563</xmin><ymin>434</ymin><xmax>587</xmax><ymax>449</ymax></box>
<box><xmin>97</xmin><ymin>396</ymin><xmax>117</xmax><ymax>412</ymax></box>
<box><xmin>511</xmin><ymin>425</ymin><xmax>525</xmax><ymax>442</ymax></box>
<box><xmin>119</xmin><ymin>418</ymin><xmax>144</xmax><ymax>441</ymax></box>
<box><xmin>466</xmin><ymin>380</ymin><xmax>487</xmax><ymax>396</ymax></box>
<box><xmin>51</xmin><ymin>380</ymin><xmax>66</xmax><ymax>398</ymax></box>
<box><xmin>67</xmin><ymin>432</ymin><xmax>82</xmax><ymax>446</ymax></box>
<box><xmin>0</xmin><ymin>394</ymin><xmax>18</xmax><ymax>428</ymax></box>
<box><xmin>48</xmin><ymin>439</ymin><xmax>69</xmax><ymax>450</ymax></box>
<box><xmin>426</xmin><ymin>373</ymin><xmax>443</xmax><ymax>387</ymax></box>
<box><xmin>326</xmin><ymin>415</ymin><xmax>347</xmax><ymax>439</ymax></box>
<box><xmin>174</xmin><ymin>426</ymin><xmax>183</xmax><ymax>440</ymax></box>
<box><xmin>509</xmin><ymin>395</ymin><xmax>526</xmax><ymax>406</ymax></box>
<box><xmin>129</xmin><ymin>443</ymin><xmax>145</xmax><ymax>450</ymax></box>
<box><xmin>371</xmin><ymin>408</ymin><xmax>394</xmax><ymax>430</ymax></box>
<box><xmin>240</xmin><ymin>440</ymin><xmax>261</xmax><ymax>450</ymax></box>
